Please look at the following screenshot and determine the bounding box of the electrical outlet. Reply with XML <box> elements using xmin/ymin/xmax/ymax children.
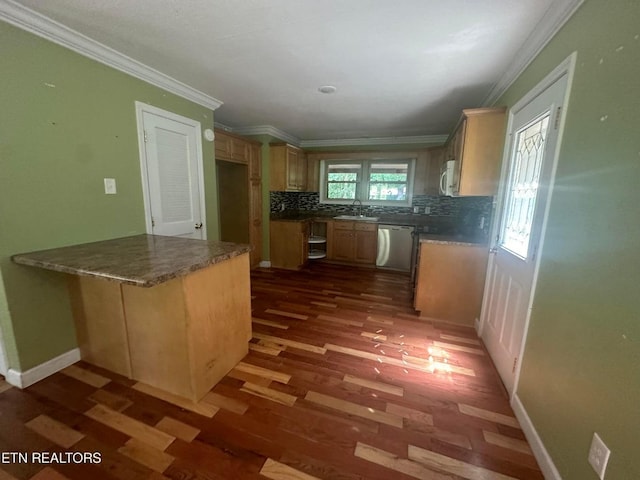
<box><xmin>424</xmin><ymin>206</ymin><xmax>431</xmax><ymax>214</ymax></box>
<box><xmin>588</xmin><ymin>432</ymin><xmax>610</xmax><ymax>479</ymax></box>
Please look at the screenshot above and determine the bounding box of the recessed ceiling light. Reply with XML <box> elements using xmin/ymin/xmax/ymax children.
<box><xmin>318</xmin><ymin>85</ymin><xmax>337</xmax><ymax>94</ymax></box>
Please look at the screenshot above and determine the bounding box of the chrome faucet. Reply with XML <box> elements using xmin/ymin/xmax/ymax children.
<box><xmin>351</xmin><ymin>199</ymin><xmax>363</xmax><ymax>217</ymax></box>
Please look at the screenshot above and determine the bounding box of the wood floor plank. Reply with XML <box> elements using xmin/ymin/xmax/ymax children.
<box><xmin>439</xmin><ymin>334</ymin><xmax>481</xmax><ymax>346</ymax></box>
<box><xmin>240</xmin><ymin>382</ymin><xmax>298</xmax><ymax>407</ymax></box>
<box><xmin>386</xmin><ymin>403</ymin><xmax>434</xmax><ymax>425</ymax></box>
<box><xmin>249</xmin><ymin>343</ymin><xmax>282</xmax><ymax>356</ymax></box>
<box><xmin>118</xmin><ymin>438</ymin><xmax>175</xmax><ymax>473</ymax></box>
<box><xmin>354</xmin><ymin>442</ymin><xmax>454</xmax><ymax>480</ymax></box>
<box><xmin>234</xmin><ymin>362</ymin><xmax>292</xmax><ymax>384</ymax></box>
<box><xmin>202</xmin><ymin>392</ymin><xmax>249</xmax><ymax>415</ymax></box>
<box><xmin>317</xmin><ymin>314</ymin><xmax>364</xmax><ymax>327</ymax></box>
<box><xmin>265</xmin><ymin>309</ymin><xmax>309</xmax><ymax>321</ymax></box>
<box><xmin>60</xmin><ymin>365</ymin><xmax>110</xmax><ymax>388</ymax></box>
<box><xmin>260</xmin><ymin>458</ymin><xmax>321</xmax><ymax>480</ymax></box>
<box><xmin>0</xmin><ymin>381</ymin><xmax>12</xmax><ymax>394</ymax></box>
<box><xmin>132</xmin><ymin>383</ymin><xmax>219</xmax><ymax>418</ymax></box>
<box><xmin>253</xmin><ymin>333</ymin><xmax>327</xmax><ymax>355</ymax></box>
<box><xmin>458</xmin><ymin>404</ymin><xmax>520</xmax><ymax>428</ymax></box>
<box><xmin>343</xmin><ymin>374</ymin><xmax>404</xmax><ymax>397</ymax></box>
<box><xmin>252</xmin><ymin>317</ymin><xmax>290</xmax><ymax>329</ymax></box>
<box><xmin>408</xmin><ymin>444</ymin><xmax>519</xmax><ymax>480</ymax></box>
<box><xmin>85</xmin><ymin>404</ymin><xmax>175</xmax><ymax>451</ymax></box>
<box><xmin>0</xmin><ymin>469</ymin><xmax>17</xmax><ymax>480</ymax></box>
<box><xmin>25</xmin><ymin>414</ymin><xmax>85</xmax><ymax>448</ymax></box>
<box><xmin>28</xmin><ymin>467</ymin><xmax>70</xmax><ymax>480</ymax></box>
<box><xmin>483</xmin><ymin>431</ymin><xmax>533</xmax><ymax>455</ymax></box>
<box><xmin>361</xmin><ymin>332</ymin><xmax>388</xmax><ymax>341</ymax></box>
<box><xmin>433</xmin><ymin>341</ymin><xmax>485</xmax><ymax>356</ymax></box>
<box><xmin>88</xmin><ymin>389</ymin><xmax>134</xmax><ymax>412</ymax></box>
<box><xmin>155</xmin><ymin>417</ymin><xmax>200</xmax><ymax>442</ymax></box>
<box><xmin>305</xmin><ymin>391</ymin><xmax>403</xmax><ymax>428</ymax></box>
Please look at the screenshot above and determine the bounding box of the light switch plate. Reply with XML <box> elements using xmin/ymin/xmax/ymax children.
<box><xmin>104</xmin><ymin>178</ymin><xmax>117</xmax><ymax>194</ymax></box>
<box><xmin>588</xmin><ymin>432</ymin><xmax>610</xmax><ymax>479</ymax></box>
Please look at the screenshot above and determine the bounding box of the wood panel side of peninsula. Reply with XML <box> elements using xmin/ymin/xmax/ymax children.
<box><xmin>69</xmin><ymin>253</ymin><xmax>251</xmax><ymax>401</ymax></box>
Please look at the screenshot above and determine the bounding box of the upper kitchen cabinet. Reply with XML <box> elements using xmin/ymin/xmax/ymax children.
<box><xmin>413</xmin><ymin>148</ymin><xmax>444</xmax><ymax>195</ymax></box>
<box><xmin>270</xmin><ymin>143</ymin><xmax>307</xmax><ymax>191</ymax></box>
<box><xmin>305</xmin><ymin>154</ymin><xmax>321</xmax><ymax>192</ymax></box>
<box><xmin>215</xmin><ymin>129</ymin><xmax>249</xmax><ymax>164</ymax></box>
<box><xmin>446</xmin><ymin>107</ymin><xmax>506</xmax><ymax>196</ymax></box>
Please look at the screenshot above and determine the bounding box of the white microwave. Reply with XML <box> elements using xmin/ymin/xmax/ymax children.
<box><xmin>439</xmin><ymin>160</ymin><xmax>459</xmax><ymax>196</ymax></box>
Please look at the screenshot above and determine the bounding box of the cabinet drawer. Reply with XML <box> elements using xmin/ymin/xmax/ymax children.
<box><xmin>333</xmin><ymin>221</ymin><xmax>354</xmax><ymax>230</ymax></box>
<box><xmin>354</xmin><ymin>222</ymin><xmax>377</xmax><ymax>232</ymax></box>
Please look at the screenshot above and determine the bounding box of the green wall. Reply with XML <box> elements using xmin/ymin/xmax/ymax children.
<box><xmin>0</xmin><ymin>22</ymin><xmax>219</xmax><ymax>371</ymax></box>
<box><xmin>497</xmin><ymin>1</ymin><xmax>639</xmax><ymax>478</ymax></box>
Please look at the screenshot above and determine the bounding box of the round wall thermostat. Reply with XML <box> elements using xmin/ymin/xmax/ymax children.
<box><xmin>203</xmin><ymin>128</ymin><xmax>215</xmax><ymax>141</ymax></box>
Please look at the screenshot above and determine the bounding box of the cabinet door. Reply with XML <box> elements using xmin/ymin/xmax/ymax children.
<box><xmin>214</xmin><ymin>131</ymin><xmax>232</xmax><ymax>160</ymax></box>
<box><xmin>270</xmin><ymin>221</ymin><xmax>307</xmax><ymax>269</ymax></box>
<box><xmin>354</xmin><ymin>230</ymin><xmax>377</xmax><ymax>264</ymax></box>
<box><xmin>285</xmin><ymin>149</ymin><xmax>300</xmax><ymax>190</ymax></box>
<box><xmin>305</xmin><ymin>155</ymin><xmax>320</xmax><ymax>192</ymax></box>
<box><xmin>331</xmin><ymin>230</ymin><xmax>355</xmax><ymax>262</ymax></box>
<box><xmin>458</xmin><ymin>110</ymin><xmax>506</xmax><ymax>196</ymax></box>
<box><xmin>231</xmin><ymin>137</ymin><xmax>248</xmax><ymax>163</ymax></box>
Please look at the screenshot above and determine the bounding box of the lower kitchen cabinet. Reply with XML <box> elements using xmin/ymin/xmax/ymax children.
<box><xmin>414</xmin><ymin>241</ymin><xmax>489</xmax><ymax>326</ymax></box>
<box><xmin>327</xmin><ymin>221</ymin><xmax>377</xmax><ymax>265</ymax></box>
<box><xmin>270</xmin><ymin>220</ymin><xmax>309</xmax><ymax>270</ymax></box>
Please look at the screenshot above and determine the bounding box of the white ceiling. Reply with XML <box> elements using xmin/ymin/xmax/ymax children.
<box><xmin>11</xmin><ymin>0</ymin><xmax>573</xmax><ymax>142</ymax></box>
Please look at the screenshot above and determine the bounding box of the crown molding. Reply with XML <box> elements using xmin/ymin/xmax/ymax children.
<box><xmin>0</xmin><ymin>0</ymin><xmax>223</xmax><ymax>111</ymax></box>
<box><xmin>300</xmin><ymin>134</ymin><xmax>448</xmax><ymax>148</ymax></box>
<box><xmin>232</xmin><ymin>125</ymin><xmax>301</xmax><ymax>146</ymax></box>
<box><xmin>213</xmin><ymin>121</ymin><xmax>234</xmax><ymax>132</ymax></box>
<box><xmin>482</xmin><ymin>0</ymin><xmax>585</xmax><ymax>106</ymax></box>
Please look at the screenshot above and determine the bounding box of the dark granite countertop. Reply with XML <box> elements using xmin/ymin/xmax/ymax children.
<box><xmin>11</xmin><ymin>234</ymin><xmax>251</xmax><ymax>287</ymax></box>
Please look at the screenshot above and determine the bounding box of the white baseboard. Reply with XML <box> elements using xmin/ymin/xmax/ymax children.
<box><xmin>5</xmin><ymin>348</ymin><xmax>80</xmax><ymax>389</ymax></box>
<box><xmin>511</xmin><ymin>393</ymin><xmax>562</xmax><ymax>480</ymax></box>
<box><xmin>259</xmin><ymin>261</ymin><xmax>272</xmax><ymax>268</ymax></box>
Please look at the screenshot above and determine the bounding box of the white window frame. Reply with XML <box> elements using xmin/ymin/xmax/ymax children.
<box><xmin>319</xmin><ymin>158</ymin><xmax>415</xmax><ymax>206</ymax></box>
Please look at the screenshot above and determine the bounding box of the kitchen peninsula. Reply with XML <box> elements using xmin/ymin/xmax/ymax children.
<box><xmin>12</xmin><ymin>234</ymin><xmax>252</xmax><ymax>402</ymax></box>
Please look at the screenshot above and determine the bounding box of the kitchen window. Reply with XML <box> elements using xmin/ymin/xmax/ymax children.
<box><xmin>320</xmin><ymin>158</ymin><xmax>415</xmax><ymax>206</ymax></box>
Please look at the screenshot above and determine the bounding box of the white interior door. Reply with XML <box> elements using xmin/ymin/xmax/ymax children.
<box><xmin>481</xmin><ymin>61</ymin><xmax>572</xmax><ymax>395</ymax></box>
<box><xmin>136</xmin><ymin>102</ymin><xmax>206</xmax><ymax>239</ymax></box>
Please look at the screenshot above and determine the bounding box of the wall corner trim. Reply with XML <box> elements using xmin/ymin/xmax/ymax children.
<box><xmin>0</xmin><ymin>0</ymin><xmax>223</xmax><ymax>111</ymax></box>
<box><xmin>511</xmin><ymin>393</ymin><xmax>562</xmax><ymax>480</ymax></box>
<box><xmin>5</xmin><ymin>348</ymin><xmax>81</xmax><ymax>389</ymax></box>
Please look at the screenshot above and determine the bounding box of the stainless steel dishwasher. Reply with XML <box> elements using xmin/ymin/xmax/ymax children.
<box><xmin>376</xmin><ymin>225</ymin><xmax>415</xmax><ymax>272</ymax></box>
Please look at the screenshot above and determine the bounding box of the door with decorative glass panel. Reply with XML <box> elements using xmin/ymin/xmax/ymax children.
<box><xmin>481</xmin><ymin>67</ymin><xmax>571</xmax><ymax>395</ymax></box>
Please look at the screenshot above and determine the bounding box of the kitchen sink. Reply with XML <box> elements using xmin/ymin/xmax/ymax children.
<box><xmin>333</xmin><ymin>215</ymin><xmax>380</xmax><ymax>221</ymax></box>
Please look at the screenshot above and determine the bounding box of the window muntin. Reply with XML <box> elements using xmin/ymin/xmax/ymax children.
<box><xmin>320</xmin><ymin>158</ymin><xmax>414</xmax><ymax>206</ymax></box>
<box><xmin>326</xmin><ymin>163</ymin><xmax>361</xmax><ymax>200</ymax></box>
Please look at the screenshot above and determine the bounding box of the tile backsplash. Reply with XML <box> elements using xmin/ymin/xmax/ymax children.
<box><xmin>271</xmin><ymin>191</ymin><xmax>492</xmax><ymax>217</ymax></box>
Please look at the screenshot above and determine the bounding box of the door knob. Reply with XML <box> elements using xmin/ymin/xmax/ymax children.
<box><xmin>489</xmin><ymin>247</ymin><xmax>498</xmax><ymax>254</ymax></box>
<box><xmin>195</xmin><ymin>222</ymin><xmax>203</xmax><ymax>230</ymax></box>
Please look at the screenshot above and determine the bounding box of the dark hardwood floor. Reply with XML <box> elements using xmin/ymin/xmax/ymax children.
<box><xmin>0</xmin><ymin>263</ymin><xmax>542</xmax><ymax>480</ymax></box>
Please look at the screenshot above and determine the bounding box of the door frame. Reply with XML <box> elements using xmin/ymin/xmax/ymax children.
<box><xmin>0</xmin><ymin>325</ymin><xmax>7</xmax><ymax>376</ymax></box>
<box><xmin>134</xmin><ymin>101</ymin><xmax>207</xmax><ymax>239</ymax></box>
<box><xmin>478</xmin><ymin>52</ymin><xmax>577</xmax><ymax>398</ymax></box>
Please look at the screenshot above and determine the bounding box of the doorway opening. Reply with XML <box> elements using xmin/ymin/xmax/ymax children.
<box><xmin>216</xmin><ymin>160</ymin><xmax>250</xmax><ymax>244</ymax></box>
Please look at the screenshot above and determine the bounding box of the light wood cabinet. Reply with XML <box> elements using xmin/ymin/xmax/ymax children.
<box><xmin>305</xmin><ymin>154</ymin><xmax>321</xmax><ymax>192</ymax></box>
<box><xmin>414</xmin><ymin>242</ymin><xmax>488</xmax><ymax>326</ymax></box>
<box><xmin>270</xmin><ymin>220</ymin><xmax>309</xmax><ymax>269</ymax></box>
<box><xmin>215</xmin><ymin>129</ymin><xmax>249</xmax><ymax>164</ymax></box>
<box><xmin>248</xmin><ymin>144</ymin><xmax>262</xmax><ymax>268</ymax></box>
<box><xmin>270</xmin><ymin>143</ymin><xmax>306</xmax><ymax>191</ymax></box>
<box><xmin>327</xmin><ymin>221</ymin><xmax>377</xmax><ymax>265</ymax></box>
<box><xmin>413</xmin><ymin>148</ymin><xmax>444</xmax><ymax>196</ymax></box>
<box><xmin>445</xmin><ymin>107</ymin><xmax>506</xmax><ymax>196</ymax></box>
